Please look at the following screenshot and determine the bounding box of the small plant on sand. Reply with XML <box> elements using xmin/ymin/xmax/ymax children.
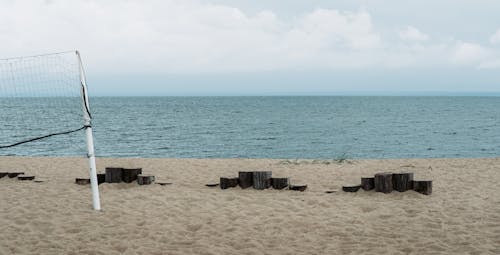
<box><xmin>333</xmin><ymin>152</ymin><xmax>351</xmax><ymax>164</ymax></box>
<box><xmin>279</xmin><ymin>158</ymin><xmax>301</xmax><ymax>165</ymax></box>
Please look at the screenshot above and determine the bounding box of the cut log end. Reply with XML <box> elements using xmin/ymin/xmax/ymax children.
<box><xmin>361</xmin><ymin>177</ymin><xmax>375</xmax><ymax>191</ymax></box>
<box><xmin>137</xmin><ymin>175</ymin><xmax>155</xmax><ymax>185</ymax></box>
<box><xmin>253</xmin><ymin>171</ymin><xmax>272</xmax><ymax>190</ymax></box>
<box><xmin>122</xmin><ymin>168</ymin><xmax>142</xmax><ymax>183</ymax></box>
<box><xmin>18</xmin><ymin>175</ymin><xmax>35</xmax><ymax>181</ymax></box>
<box><xmin>342</xmin><ymin>185</ymin><xmax>361</xmax><ymax>192</ymax></box>
<box><xmin>220</xmin><ymin>177</ymin><xmax>239</xmax><ymax>189</ymax></box>
<box><xmin>413</xmin><ymin>180</ymin><xmax>432</xmax><ymax>195</ymax></box>
<box><xmin>374</xmin><ymin>172</ymin><xmax>393</xmax><ymax>193</ymax></box>
<box><xmin>289</xmin><ymin>185</ymin><xmax>307</xmax><ymax>192</ymax></box>
<box><xmin>393</xmin><ymin>173</ymin><xmax>414</xmax><ymax>192</ymax></box>
<box><xmin>238</xmin><ymin>171</ymin><xmax>254</xmax><ymax>189</ymax></box>
<box><xmin>8</xmin><ymin>172</ymin><xmax>24</xmax><ymax>178</ymax></box>
<box><xmin>75</xmin><ymin>178</ymin><xmax>91</xmax><ymax>185</ymax></box>
<box><xmin>271</xmin><ymin>177</ymin><xmax>289</xmax><ymax>190</ymax></box>
<box><xmin>97</xmin><ymin>173</ymin><xmax>106</xmax><ymax>185</ymax></box>
<box><xmin>156</xmin><ymin>182</ymin><xmax>173</xmax><ymax>186</ymax></box>
<box><xmin>105</xmin><ymin>167</ymin><xmax>123</xmax><ymax>183</ymax></box>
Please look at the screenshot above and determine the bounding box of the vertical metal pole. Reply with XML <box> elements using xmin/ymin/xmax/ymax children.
<box><xmin>76</xmin><ymin>50</ymin><xmax>101</xmax><ymax>211</ymax></box>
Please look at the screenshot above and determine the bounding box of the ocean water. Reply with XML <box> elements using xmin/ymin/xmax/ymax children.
<box><xmin>0</xmin><ymin>96</ymin><xmax>499</xmax><ymax>159</ymax></box>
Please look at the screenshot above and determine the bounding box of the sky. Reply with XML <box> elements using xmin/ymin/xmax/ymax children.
<box><xmin>0</xmin><ymin>0</ymin><xmax>499</xmax><ymax>96</ymax></box>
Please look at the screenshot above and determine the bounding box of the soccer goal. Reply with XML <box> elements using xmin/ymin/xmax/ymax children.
<box><xmin>0</xmin><ymin>51</ymin><xmax>101</xmax><ymax>210</ymax></box>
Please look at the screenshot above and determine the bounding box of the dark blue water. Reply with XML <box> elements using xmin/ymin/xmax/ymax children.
<box><xmin>1</xmin><ymin>96</ymin><xmax>499</xmax><ymax>159</ymax></box>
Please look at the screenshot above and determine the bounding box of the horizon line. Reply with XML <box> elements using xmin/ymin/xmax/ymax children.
<box><xmin>90</xmin><ymin>91</ymin><xmax>500</xmax><ymax>97</ymax></box>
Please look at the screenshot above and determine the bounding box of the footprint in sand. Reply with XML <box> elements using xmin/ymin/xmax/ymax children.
<box><xmin>186</xmin><ymin>224</ymin><xmax>203</xmax><ymax>232</ymax></box>
<box><xmin>14</xmin><ymin>219</ymin><xmax>29</xmax><ymax>225</ymax></box>
<box><xmin>360</xmin><ymin>206</ymin><xmax>375</xmax><ymax>213</ymax></box>
<box><xmin>379</xmin><ymin>214</ymin><xmax>392</xmax><ymax>220</ymax></box>
<box><xmin>66</xmin><ymin>228</ymin><xmax>82</xmax><ymax>234</ymax></box>
<box><xmin>404</xmin><ymin>208</ymin><xmax>419</xmax><ymax>217</ymax></box>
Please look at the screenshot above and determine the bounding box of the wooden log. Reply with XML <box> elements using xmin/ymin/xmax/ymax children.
<box><xmin>393</xmin><ymin>173</ymin><xmax>414</xmax><ymax>192</ymax></box>
<box><xmin>342</xmin><ymin>185</ymin><xmax>361</xmax><ymax>192</ymax></box>
<box><xmin>137</xmin><ymin>175</ymin><xmax>155</xmax><ymax>185</ymax></box>
<box><xmin>238</xmin><ymin>171</ymin><xmax>253</xmax><ymax>189</ymax></box>
<box><xmin>253</xmin><ymin>171</ymin><xmax>272</xmax><ymax>190</ymax></box>
<box><xmin>18</xmin><ymin>175</ymin><xmax>35</xmax><ymax>181</ymax></box>
<box><xmin>97</xmin><ymin>173</ymin><xmax>106</xmax><ymax>185</ymax></box>
<box><xmin>122</xmin><ymin>168</ymin><xmax>142</xmax><ymax>183</ymax></box>
<box><xmin>271</xmin><ymin>177</ymin><xmax>289</xmax><ymax>189</ymax></box>
<box><xmin>361</xmin><ymin>177</ymin><xmax>375</xmax><ymax>191</ymax></box>
<box><xmin>374</xmin><ymin>172</ymin><xmax>393</xmax><ymax>193</ymax></box>
<box><xmin>8</xmin><ymin>172</ymin><xmax>24</xmax><ymax>178</ymax></box>
<box><xmin>220</xmin><ymin>177</ymin><xmax>239</xmax><ymax>189</ymax></box>
<box><xmin>156</xmin><ymin>182</ymin><xmax>173</xmax><ymax>186</ymax></box>
<box><xmin>75</xmin><ymin>178</ymin><xmax>90</xmax><ymax>185</ymax></box>
<box><xmin>289</xmin><ymin>184</ymin><xmax>307</xmax><ymax>191</ymax></box>
<box><xmin>105</xmin><ymin>167</ymin><xmax>123</xmax><ymax>183</ymax></box>
<box><xmin>0</xmin><ymin>172</ymin><xmax>8</xmax><ymax>178</ymax></box>
<box><xmin>413</xmin><ymin>181</ymin><xmax>432</xmax><ymax>195</ymax></box>
<box><xmin>205</xmin><ymin>183</ymin><xmax>219</xmax><ymax>187</ymax></box>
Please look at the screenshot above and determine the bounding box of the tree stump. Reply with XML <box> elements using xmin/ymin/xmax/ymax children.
<box><xmin>374</xmin><ymin>172</ymin><xmax>393</xmax><ymax>193</ymax></box>
<box><xmin>289</xmin><ymin>185</ymin><xmax>307</xmax><ymax>191</ymax></box>
<box><xmin>253</xmin><ymin>171</ymin><xmax>272</xmax><ymax>190</ymax></box>
<box><xmin>105</xmin><ymin>167</ymin><xmax>123</xmax><ymax>183</ymax></box>
<box><xmin>137</xmin><ymin>175</ymin><xmax>155</xmax><ymax>185</ymax></box>
<box><xmin>8</xmin><ymin>172</ymin><xmax>24</xmax><ymax>178</ymax></box>
<box><xmin>220</xmin><ymin>177</ymin><xmax>239</xmax><ymax>189</ymax></box>
<box><xmin>97</xmin><ymin>173</ymin><xmax>106</xmax><ymax>185</ymax></box>
<box><xmin>75</xmin><ymin>178</ymin><xmax>91</xmax><ymax>185</ymax></box>
<box><xmin>238</xmin><ymin>171</ymin><xmax>253</xmax><ymax>189</ymax></box>
<box><xmin>342</xmin><ymin>185</ymin><xmax>361</xmax><ymax>192</ymax></box>
<box><xmin>18</xmin><ymin>175</ymin><xmax>35</xmax><ymax>181</ymax></box>
<box><xmin>0</xmin><ymin>172</ymin><xmax>8</xmax><ymax>178</ymax></box>
<box><xmin>413</xmin><ymin>181</ymin><xmax>432</xmax><ymax>195</ymax></box>
<box><xmin>271</xmin><ymin>178</ymin><xmax>289</xmax><ymax>189</ymax></box>
<box><xmin>361</xmin><ymin>177</ymin><xmax>375</xmax><ymax>191</ymax></box>
<box><xmin>122</xmin><ymin>168</ymin><xmax>142</xmax><ymax>183</ymax></box>
<box><xmin>393</xmin><ymin>173</ymin><xmax>414</xmax><ymax>192</ymax></box>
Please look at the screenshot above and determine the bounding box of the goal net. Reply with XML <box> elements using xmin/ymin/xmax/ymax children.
<box><xmin>0</xmin><ymin>51</ymin><xmax>90</xmax><ymax>154</ymax></box>
<box><xmin>0</xmin><ymin>51</ymin><xmax>100</xmax><ymax>210</ymax></box>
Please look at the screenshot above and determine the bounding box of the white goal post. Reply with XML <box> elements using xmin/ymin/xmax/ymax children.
<box><xmin>77</xmin><ymin>51</ymin><xmax>101</xmax><ymax>211</ymax></box>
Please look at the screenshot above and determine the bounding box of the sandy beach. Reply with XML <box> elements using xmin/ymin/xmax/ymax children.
<box><xmin>0</xmin><ymin>156</ymin><xmax>499</xmax><ymax>254</ymax></box>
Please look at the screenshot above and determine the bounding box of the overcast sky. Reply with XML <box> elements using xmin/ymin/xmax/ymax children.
<box><xmin>1</xmin><ymin>0</ymin><xmax>499</xmax><ymax>95</ymax></box>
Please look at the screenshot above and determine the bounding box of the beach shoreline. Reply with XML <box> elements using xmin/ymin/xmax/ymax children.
<box><xmin>1</xmin><ymin>156</ymin><xmax>499</xmax><ymax>254</ymax></box>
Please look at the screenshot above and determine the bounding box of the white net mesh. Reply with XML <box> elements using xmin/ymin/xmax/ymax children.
<box><xmin>0</xmin><ymin>51</ymin><xmax>88</xmax><ymax>156</ymax></box>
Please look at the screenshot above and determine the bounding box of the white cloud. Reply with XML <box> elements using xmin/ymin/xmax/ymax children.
<box><xmin>399</xmin><ymin>26</ymin><xmax>429</xmax><ymax>41</ymax></box>
<box><xmin>490</xmin><ymin>29</ymin><xmax>500</xmax><ymax>44</ymax></box>
<box><xmin>0</xmin><ymin>0</ymin><xmax>498</xmax><ymax>73</ymax></box>
<box><xmin>290</xmin><ymin>9</ymin><xmax>380</xmax><ymax>50</ymax></box>
<box><xmin>451</xmin><ymin>42</ymin><xmax>487</xmax><ymax>64</ymax></box>
<box><xmin>479</xmin><ymin>59</ymin><xmax>500</xmax><ymax>69</ymax></box>
<box><xmin>0</xmin><ymin>1</ymin><xmax>386</xmax><ymax>72</ymax></box>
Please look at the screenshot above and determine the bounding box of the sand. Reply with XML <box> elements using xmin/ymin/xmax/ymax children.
<box><xmin>0</xmin><ymin>156</ymin><xmax>499</xmax><ymax>255</ymax></box>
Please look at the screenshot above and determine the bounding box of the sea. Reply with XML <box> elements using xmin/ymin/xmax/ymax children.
<box><xmin>0</xmin><ymin>96</ymin><xmax>499</xmax><ymax>159</ymax></box>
